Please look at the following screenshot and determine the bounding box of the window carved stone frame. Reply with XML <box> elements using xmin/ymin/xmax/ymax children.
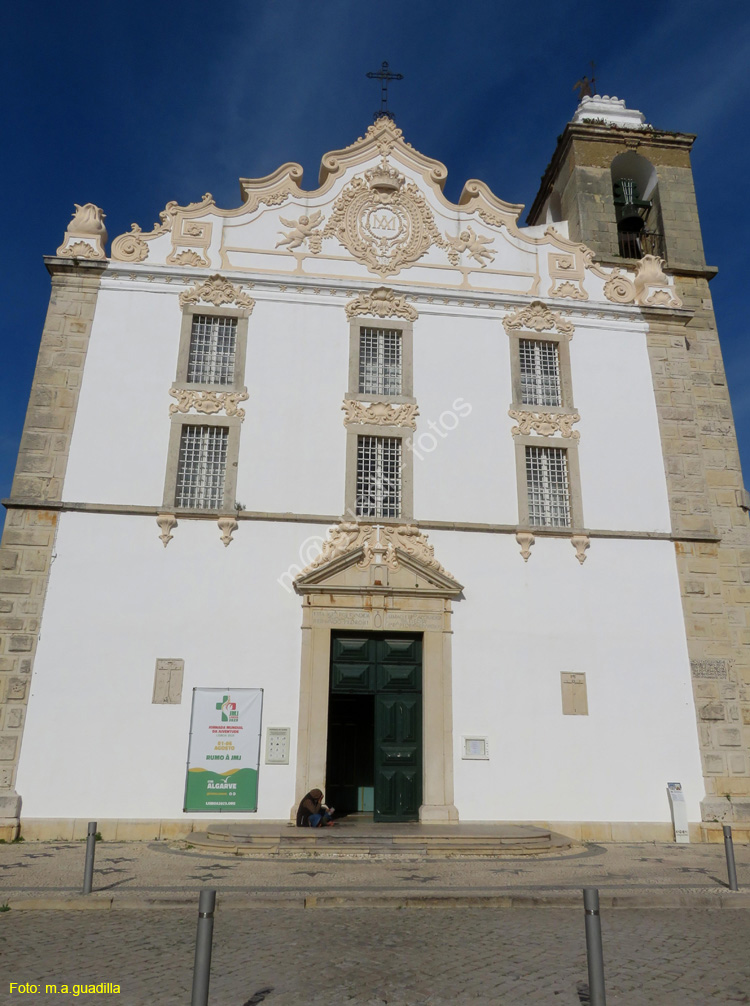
<box><xmin>344</xmin><ymin>424</ymin><xmax>414</xmax><ymax>522</ymax></box>
<box><xmin>346</xmin><ymin>317</ymin><xmax>415</xmax><ymax>404</ymax></box>
<box><xmin>174</xmin><ymin>304</ymin><xmax>250</xmax><ymax>394</ymax></box>
<box><xmin>162</xmin><ymin>413</ymin><xmax>241</xmax><ymax>511</ymax></box>
<box><xmin>513</xmin><ymin>434</ymin><xmax>585</xmax><ymax>531</ymax></box>
<box><xmin>507</xmin><ymin>325</ymin><xmax>575</xmax><ymax>413</ymax></box>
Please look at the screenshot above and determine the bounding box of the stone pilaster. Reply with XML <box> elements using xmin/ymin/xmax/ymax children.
<box><xmin>646</xmin><ymin>278</ymin><xmax>750</xmax><ymax>824</ymax></box>
<box><xmin>0</xmin><ymin>258</ymin><xmax>105</xmax><ymax>838</ymax></box>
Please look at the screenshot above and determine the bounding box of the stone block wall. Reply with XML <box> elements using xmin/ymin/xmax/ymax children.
<box><xmin>0</xmin><ymin>259</ymin><xmax>104</xmax><ymax>838</ymax></box>
<box><xmin>647</xmin><ymin>279</ymin><xmax>750</xmax><ymax>823</ymax></box>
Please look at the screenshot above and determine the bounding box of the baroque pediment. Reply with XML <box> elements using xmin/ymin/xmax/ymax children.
<box><xmin>103</xmin><ymin>118</ymin><xmax>683</xmax><ymax>309</ymax></box>
<box><xmin>294</xmin><ymin>522</ymin><xmax>462</xmax><ymax>597</ymax></box>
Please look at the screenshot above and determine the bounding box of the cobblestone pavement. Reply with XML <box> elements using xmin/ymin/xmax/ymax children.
<box><xmin>2</xmin><ymin>906</ymin><xmax>750</xmax><ymax>1005</ymax></box>
<box><xmin>1</xmin><ymin>839</ymin><xmax>749</xmax><ymax>904</ymax></box>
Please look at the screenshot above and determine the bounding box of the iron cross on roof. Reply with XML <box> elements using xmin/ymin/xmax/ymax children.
<box><xmin>366</xmin><ymin>61</ymin><xmax>404</xmax><ymax>122</ymax></box>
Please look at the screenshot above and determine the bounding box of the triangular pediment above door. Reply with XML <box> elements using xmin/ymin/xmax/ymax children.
<box><xmin>294</xmin><ymin>522</ymin><xmax>463</xmax><ymax>598</ymax></box>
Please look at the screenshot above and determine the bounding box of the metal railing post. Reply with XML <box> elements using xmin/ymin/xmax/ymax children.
<box><xmin>82</xmin><ymin>821</ymin><xmax>97</xmax><ymax>894</ymax></box>
<box><xmin>583</xmin><ymin>887</ymin><xmax>607</xmax><ymax>1006</ymax></box>
<box><xmin>191</xmin><ymin>888</ymin><xmax>216</xmax><ymax>1006</ymax></box>
<box><xmin>723</xmin><ymin>825</ymin><xmax>739</xmax><ymax>891</ymax></box>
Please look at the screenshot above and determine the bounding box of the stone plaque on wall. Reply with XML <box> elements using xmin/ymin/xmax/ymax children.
<box><xmin>691</xmin><ymin>659</ymin><xmax>730</xmax><ymax>680</ymax></box>
<box><xmin>152</xmin><ymin>658</ymin><xmax>184</xmax><ymax>704</ymax></box>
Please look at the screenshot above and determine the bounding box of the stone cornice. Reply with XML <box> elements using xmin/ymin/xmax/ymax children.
<box><xmin>2</xmin><ymin>498</ymin><xmax>723</xmax><ymax>543</ymax></box>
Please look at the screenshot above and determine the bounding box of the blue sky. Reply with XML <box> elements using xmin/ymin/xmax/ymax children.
<box><xmin>3</xmin><ymin>1</ymin><xmax>750</xmax><ymax>526</ymax></box>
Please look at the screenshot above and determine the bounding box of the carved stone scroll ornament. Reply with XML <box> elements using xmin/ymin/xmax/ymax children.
<box><xmin>57</xmin><ymin>203</ymin><xmax>108</xmax><ymax>260</ymax></box>
<box><xmin>169</xmin><ymin>388</ymin><xmax>249</xmax><ymax>420</ymax></box>
<box><xmin>634</xmin><ymin>255</ymin><xmax>682</xmax><ymax>308</ymax></box>
<box><xmin>515</xmin><ymin>531</ymin><xmax>535</xmax><ymax>562</ymax></box>
<box><xmin>508</xmin><ymin>409</ymin><xmax>581</xmax><ymax>439</ymax></box>
<box><xmin>342</xmin><ymin>400</ymin><xmax>419</xmax><ymax>429</ymax></box>
<box><xmin>298</xmin><ymin>521</ymin><xmax>456</xmax><ymax>581</ymax></box>
<box><xmin>217</xmin><ymin>517</ymin><xmax>238</xmax><ymax>547</ymax></box>
<box><xmin>110</xmin><ymin>224</ymin><xmax>150</xmax><ymax>263</ymax></box>
<box><xmin>156</xmin><ymin>514</ymin><xmax>177</xmax><ymax>548</ymax></box>
<box><xmin>345</xmin><ymin>287</ymin><xmax>418</xmax><ymax>321</ymax></box>
<box><xmin>322</xmin><ymin>159</ymin><xmax>448</xmax><ymax>277</ymax></box>
<box><xmin>503</xmin><ymin>301</ymin><xmax>574</xmax><ymax>339</ymax></box>
<box><xmin>178</xmin><ymin>275</ymin><xmax>255</xmax><ymax>310</ymax></box>
<box><xmin>603</xmin><ymin>269</ymin><xmax>636</xmax><ymax>304</ymax></box>
<box><xmin>571</xmin><ymin>534</ymin><xmax>590</xmax><ymax>564</ymax></box>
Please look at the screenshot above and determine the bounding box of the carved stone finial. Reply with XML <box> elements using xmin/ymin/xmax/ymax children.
<box><xmin>157</xmin><ymin>514</ymin><xmax>177</xmax><ymax>548</ymax></box>
<box><xmin>57</xmin><ymin>203</ymin><xmax>108</xmax><ymax>260</ymax></box>
<box><xmin>516</xmin><ymin>531</ymin><xmax>535</xmax><ymax>562</ymax></box>
<box><xmin>218</xmin><ymin>517</ymin><xmax>238</xmax><ymax>547</ymax></box>
<box><xmin>633</xmin><ymin>255</ymin><xmax>682</xmax><ymax>309</ymax></box>
<box><xmin>571</xmin><ymin>535</ymin><xmax>590</xmax><ymax>564</ymax></box>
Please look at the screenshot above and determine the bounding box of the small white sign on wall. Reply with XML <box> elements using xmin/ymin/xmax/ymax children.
<box><xmin>265</xmin><ymin>727</ymin><xmax>290</xmax><ymax>764</ymax></box>
<box><xmin>667</xmin><ymin>782</ymin><xmax>690</xmax><ymax>843</ymax></box>
<box><xmin>462</xmin><ymin>736</ymin><xmax>489</xmax><ymax>760</ymax></box>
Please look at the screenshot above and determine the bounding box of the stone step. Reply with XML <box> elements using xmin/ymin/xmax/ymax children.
<box><xmin>186</xmin><ymin>823</ymin><xmax>570</xmax><ymax>859</ymax></box>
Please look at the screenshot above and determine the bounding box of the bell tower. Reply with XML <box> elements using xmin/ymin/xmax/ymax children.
<box><xmin>527</xmin><ymin>94</ymin><xmax>707</xmax><ymax>269</ymax></box>
<box><xmin>529</xmin><ymin>95</ymin><xmax>750</xmax><ymax>836</ymax></box>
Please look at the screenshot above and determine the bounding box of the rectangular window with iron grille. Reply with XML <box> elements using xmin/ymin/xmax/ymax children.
<box><xmin>525</xmin><ymin>445</ymin><xmax>571</xmax><ymax>527</ymax></box>
<box><xmin>356</xmin><ymin>435</ymin><xmax>402</xmax><ymax>517</ymax></box>
<box><xmin>175</xmin><ymin>425</ymin><xmax>229</xmax><ymax>508</ymax></box>
<box><xmin>187</xmin><ymin>315</ymin><xmax>238</xmax><ymax>384</ymax></box>
<box><xmin>359</xmin><ymin>327</ymin><xmax>402</xmax><ymax>396</ymax></box>
<box><xmin>519</xmin><ymin>339</ymin><xmax>561</xmax><ymax>407</ymax></box>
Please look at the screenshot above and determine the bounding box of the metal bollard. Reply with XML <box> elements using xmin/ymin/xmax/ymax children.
<box><xmin>723</xmin><ymin>825</ymin><xmax>739</xmax><ymax>892</ymax></box>
<box><xmin>583</xmin><ymin>887</ymin><xmax>607</xmax><ymax>1006</ymax></box>
<box><xmin>191</xmin><ymin>889</ymin><xmax>216</xmax><ymax>1006</ymax></box>
<box><xmin>82</xmin><ymin>821</ymin><xmax>97</xmax><ymax>894</ymax></box>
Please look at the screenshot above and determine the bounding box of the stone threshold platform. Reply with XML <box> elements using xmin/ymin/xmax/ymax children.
<box><xmin>184</xmin><ymin>816</ymin><xmax>574</xmax><ymax>858</ymax></box>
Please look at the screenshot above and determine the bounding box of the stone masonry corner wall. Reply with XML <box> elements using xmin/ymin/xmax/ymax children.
<box><xmin>0</xmin><ymin>259</ymin><xmax>105</xmax><ymax>838</ymax></box>
<box><xmin>647</xmin><ymin>277</ymin><xmax>750</xmax><ymax>824</ymax></box>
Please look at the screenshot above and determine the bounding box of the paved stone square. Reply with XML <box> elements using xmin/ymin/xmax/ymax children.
<box><xmin>2</xmin><ymin>906</ymin><xmax>750</xmax><ymax>1005</ymax></box>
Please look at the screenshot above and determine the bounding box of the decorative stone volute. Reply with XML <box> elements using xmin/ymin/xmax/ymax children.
<box><xmin>57</xmin><ymin>203</ymin><xmax>108</xmax><ymax>260</ymax></box>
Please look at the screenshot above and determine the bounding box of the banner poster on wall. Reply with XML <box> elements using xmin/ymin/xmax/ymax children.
<box><xmin>184</xmin><ymin>688</ymin><xmax>263</xmax><ymax>812</ymax></box>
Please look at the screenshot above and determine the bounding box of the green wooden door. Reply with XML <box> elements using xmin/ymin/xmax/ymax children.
<box><xmin>329</xmin><ymin>632</ymin><xmax>422</xmax><ymax>822</ymax></box>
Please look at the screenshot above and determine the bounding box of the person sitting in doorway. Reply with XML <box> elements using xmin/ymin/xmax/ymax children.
<box><xmin>296</xmin><ymin>788</ymin><xmax>335</xmax><ymax>827</ymax></box>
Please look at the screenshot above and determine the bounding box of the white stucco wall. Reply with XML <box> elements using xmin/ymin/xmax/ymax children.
<box><xmin>63</xmin><ymin>283</ymin><xmax>671</xmax><ymax>534</ymax></box>
<box><xmin>432</xmin><ymin>530</ymin><xmax>705</xmax><ymax>823</ymax></box>
<box><xmin>16</xmin><ymin>513</ymin><xmax>704</xmax><ymax>825</ymax></box>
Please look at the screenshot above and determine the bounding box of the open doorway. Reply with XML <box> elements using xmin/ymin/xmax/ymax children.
<box><xmin>327</xmin><ymin>631</ymin><xmax>422</xmax><ymax>822</ymax></box>
<box><xmin>325</xmin><ymin>694</ymin><xmax>375</xmax><ymax>814</ymax></box>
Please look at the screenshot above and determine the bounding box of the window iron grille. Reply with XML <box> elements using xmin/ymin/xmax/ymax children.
<box><xmin>175</xmin><ymin>425</ymin><xmax>229</xmax><ymax>509</ymax></box>
<box><xmin>187</xmin><ymin>315</ymin><xmax>237</xmax><ymax>384</ymax></box>
<box><xmin>356</xmin><ymin>435</ymin><xmax>402</xmax><ymax>517</ymax></box>
<box><xmin>359</xmin><ymin>327</ymin><xmax>402</xmax><ymax>396</ymax></box>
<box><xmin>519</xmin><ymin>339</ymin><xmax>561</xmax><ymax>407</ymax></box>
<box><xmin>525</xmin><ymin>445</ymin><xmax>571</xmax><ymax>527</ymax></box>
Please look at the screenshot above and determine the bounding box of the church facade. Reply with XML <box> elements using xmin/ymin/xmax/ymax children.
<box><xmin>1</xmin><ymin>96</ymin><xmax>748</xmax><ymax>841</ymax></box>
